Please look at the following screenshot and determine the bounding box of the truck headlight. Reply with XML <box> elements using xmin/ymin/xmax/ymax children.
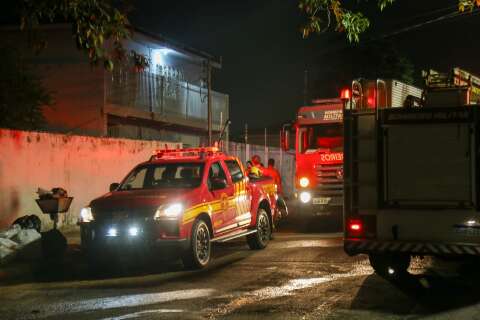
<box><xmin>299</xmin><ymin>177</ymin><xmax>309</xmax><ymax>188</ymax></box>
<box><xmin>154</xmin><ymin>203</ymin><xmax>183</xmax><ymax>219</ymax></box>
<box><xmin>79</xmin><ymin>207</ymin><xmax>94</xmax><ymax>223</ymax></box>
<box><xmin>299</xmin><ymin>191</ymin><xmax>312</xmax><ymax>203</ymax></box>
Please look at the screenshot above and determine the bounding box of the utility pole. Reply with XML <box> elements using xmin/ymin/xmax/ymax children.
<box><xmin>207</xmin><ymin>60</ymin><xmax>213</xmax><ymax>146</ymax></box>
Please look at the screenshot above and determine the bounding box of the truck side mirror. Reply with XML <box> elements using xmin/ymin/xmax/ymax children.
<box><xmin>110</xmin><ymin>183</ymin><xmax>120</xmax><ymax>192</ymax></box>
<box><xmin>281</xmin><ymin>124</ymin><xmax>291</xmax><ymax>151</ymax></box>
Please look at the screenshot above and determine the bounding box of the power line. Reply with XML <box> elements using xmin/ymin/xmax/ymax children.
<box><xmin>376</xmin><ymin>9</ymin><xmax>480</xmax><ymax>40</ymax></box>
<box><xmin>314</xmin><ymin>7</ymin><xmax>480</xmax><ymax>56</ymax></box>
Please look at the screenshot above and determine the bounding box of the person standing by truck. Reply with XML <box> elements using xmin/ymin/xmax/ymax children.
<box><xmin>248</xmin><ymin>155</ymin><xmax>264</xmax><ymax>178</ymax></box>
<box><xmin>263</xmin><ymin>158</ymin><xmax>282</xmax><ymax>195</ymax></box>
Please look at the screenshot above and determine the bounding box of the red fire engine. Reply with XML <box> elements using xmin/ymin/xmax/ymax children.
<box><xmin>282</xmin><ymin>99</ymin><xmax>345</xmax><ymax>228</ymax></box>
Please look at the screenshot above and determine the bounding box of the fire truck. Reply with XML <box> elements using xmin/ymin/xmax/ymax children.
<box><xmin>281</xmin><ymin>99</ymin><xmax>345</xmax><ymax>228</ymax></box>
<box><xmin>282</xmin><ymin>81</ymin><xmax>422</xmax><ymax>229</ymax></box>
<box><xmin>78</xmin><ymin>147</ymin><xmax>279</xmax><ymax>269</ymax></box>
<box><xmin>344</xmin><ymin>70</ymin><xmax>480</xmax><ymax>277</ymax></box>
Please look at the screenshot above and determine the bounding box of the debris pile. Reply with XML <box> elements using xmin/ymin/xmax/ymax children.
<box><xmin>0</xmin><ymin>216</ymin><xmax>42</xmax><ymax>264</ymax></box>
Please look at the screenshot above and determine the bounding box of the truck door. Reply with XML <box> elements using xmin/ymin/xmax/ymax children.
<box><xmin>208</xmin><ymin>161</ymin><xmax>236</xmax><ymax>234</ymax></box>
<box><xmin>225</xmin><ymin>159</ymin><xmax>251</xmax><ymax>227</ymax></box>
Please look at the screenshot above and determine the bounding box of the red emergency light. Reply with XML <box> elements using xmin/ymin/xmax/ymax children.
<box><xmin>152</xmin><ymin>146</ymin><xmax>221</xmax><ymax>160</ymax></box>
<box><xmin>347</xmin><ymin>219</ymin><xmax>363</xmax><ymax>235</ymax></box>
<box><xmin>340</xmin><ymin>88</ymin><xmax>351</xmax><ymax>100</ymax></box>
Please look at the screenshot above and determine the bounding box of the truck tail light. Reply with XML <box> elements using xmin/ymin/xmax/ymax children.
<box><xmin>347</xmin><ymin>219</ymin><xmax>363</xmax><ymax>236</ymax></box>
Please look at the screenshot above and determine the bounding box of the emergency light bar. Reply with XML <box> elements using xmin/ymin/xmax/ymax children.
<box><xmin>151</xmin><ymin>147</ymin><xmax>221</xmax><ymax>160</ymax></box>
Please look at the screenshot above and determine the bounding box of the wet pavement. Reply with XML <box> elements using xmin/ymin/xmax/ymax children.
<box><xmin>2</xmin><ymin>217</ymin><xmax>480</xmax><ymax>319</ymax></box>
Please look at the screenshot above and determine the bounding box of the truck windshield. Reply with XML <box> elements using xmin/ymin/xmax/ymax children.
<box><xmin>119</xmin><ymin>163</ymin><xmax>204</xmax><ymax>190</ymax></box>
<box><xmin>298</xmin><ymin>124</ymin><xmax>343</xmax><ymax>154</ymax></box>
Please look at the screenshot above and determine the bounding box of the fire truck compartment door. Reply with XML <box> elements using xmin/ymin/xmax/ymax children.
<box><xmin>383</xmin><ymin>123</ymin><xmax>474</xmax><ymax>207</ymax></box>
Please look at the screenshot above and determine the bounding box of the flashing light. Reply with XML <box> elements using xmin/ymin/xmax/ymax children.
<box><xmin>340</xmin><ymin>88</ymin><xmax>351</xmax><ymax>100</ymax></box>
<box><xmin>388</xmin><ymin>267</ymin><xmax>395</xmax><ymax>275</ymax></box>
<box><xmin>299</xmin><ymin>177</ymin><xmax>310</xmax><ymax>188</ymax></box>
<box><xmin>367</xmin><ymin>89</ymin><xmax>376</xmax><ymax>108</ymax></box>
<box><xmin>79</xmin><ymin>207</ymin><xmax>94</xmax><ymax>223</ymax></box>
<box><xmin>154</xmin><ymin>203</ymin><xmax>184</xmax><ymax>219</ymax></box>
<box><xmin>152</xmin><ymin>147</ymin><xmax>221</xmax><ymax>160</ymax></box>
<box><xmin>367</xmin><ymin>97</ymin><xmax>375</xmax><ymax>107</ymax></box>
<box><xmin>348</xmin><ymin>219</ymin><xmax>363</xmax><ymax>233</ymax></box>
<box><xmin>128</xmin><ymin>226</ymin><xmax>139</xmax><ymax>237</ymax></box>
<box><xmin>107</xmin><ymin>227</ymin><xmax>118</xmax><ymax>237</ymax></box>
<box><xmin>299</xmin><ymin>191</ymin><xmax>312</xmax><ymax>203</ymax></box>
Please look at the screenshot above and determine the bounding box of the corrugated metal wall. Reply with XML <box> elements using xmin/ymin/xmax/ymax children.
<box><xmin>228</xmin><ymin>142</ymin><xmax>295</xmax><ymax>197</ymax></box>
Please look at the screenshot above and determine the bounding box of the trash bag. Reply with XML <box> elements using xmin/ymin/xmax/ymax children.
<box><xmin>13</xmin><ymin>229</ymin><xmax>41</xmax><ymax>246</ymax></box>
<box><xmin>0</xmin><ymin>245</ymin><xmax>14</xmax><ymax>260</ymax></box>
<box><xmin>0</xmin><ymin>224</ymin><xmax>21</xmax><ymax>239</ymax></box>
<box><xmin>41</xmin><ymin>229</ymin><xmax>67</xmax><ymax>259</ymax></box>
<box><xmin>51</xmin><ymin>188</ymin><xmax>68</xmax><ymax>198</ymax></box>
<box><xmin>0</xmin><ymin>237</ymin><xmax>19</xmax><ymax>251</ymax></box>
<box><xmin>11</xmin><ymin>215</ymin><xmax>41</xmax><ymax>232</ymax></box>
<box><xmin>37</xmin><ymin>187</ymin><xmax>68</xmax><ymax>200</ymax></box>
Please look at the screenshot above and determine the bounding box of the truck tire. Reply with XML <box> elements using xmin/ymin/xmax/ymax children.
<box><xmin>247</xmin><ymin>209</ymin><xmax>271</xmax><ymax>250</ymax></box>
<box><xmin>369</xmin><ymin>253</ymin><xmax>411</xmax><ymax>278</ymax></box>
<box><xmin>182</xmin><ymin>219</ymin><xmax>211</xmax><ymax>269</ymax></box>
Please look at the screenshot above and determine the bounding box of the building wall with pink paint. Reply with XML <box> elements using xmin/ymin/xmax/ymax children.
<box><xmin>0</xmin><ymin>129</ymin><xmax>179</xmax><ymax>229</ymax></box>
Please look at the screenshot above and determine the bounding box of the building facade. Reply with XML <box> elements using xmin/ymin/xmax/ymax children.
<box><xmin>1</xmin><ymin>24</ymin><xmax>229</xmax><ymax>147</ymax></box>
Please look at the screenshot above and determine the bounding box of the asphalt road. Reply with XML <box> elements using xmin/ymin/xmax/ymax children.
<box><xmin>2</xmin><ymin>217</ymin><xmax>480</xmax><ymax>320</ymax></box>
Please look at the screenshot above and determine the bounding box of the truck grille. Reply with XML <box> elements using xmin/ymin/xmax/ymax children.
<box><xmin>315</xmin><ymin>164</ymin><xmax>343</xmax><ymax>196</ymax></box>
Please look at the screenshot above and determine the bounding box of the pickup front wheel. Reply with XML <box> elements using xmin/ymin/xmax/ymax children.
<box><xmin>247</xmin><ymin>209</ymin><xmax>271</xmax><ymax>250</ymax></box>
<box><xmin>182</xmin><ymin>219</ymin><xmax>211</xmax><ymax>269</ymax></box>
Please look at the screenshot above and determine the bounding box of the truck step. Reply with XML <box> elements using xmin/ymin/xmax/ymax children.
<box><xmin>212</xmin><ymin>229</ymin><xmax>257</xmax><ymax>243</ymax></box>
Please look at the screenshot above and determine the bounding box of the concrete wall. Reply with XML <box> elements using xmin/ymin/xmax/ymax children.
<box><xmin>0</xmin><ymin>129</ymin><xmax>179</xmax><ymax>230</ymax></box>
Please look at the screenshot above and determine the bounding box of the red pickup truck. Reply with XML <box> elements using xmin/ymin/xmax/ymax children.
<box><xmin>78</xmin><ymin>147</ymin><xmax>279</xmax><ymax>269</ymax></box>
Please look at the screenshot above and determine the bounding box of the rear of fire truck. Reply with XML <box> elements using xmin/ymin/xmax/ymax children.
<box><xmin>344</xmin><ymin>73</ymin><xmax>480</xmax><ymax>278</ymax></box>
<box><xmin>289</xmin><ymin>99</ymin><xmax>345</xmax><ymax>228</ymax></box>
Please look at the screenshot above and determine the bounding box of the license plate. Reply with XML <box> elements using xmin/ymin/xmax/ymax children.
<box><xmin>453</xmin><ymin>227</ymin><xmax>480</xmax><ymax>237</ymax></box>
<box><xmin>313</xmin><ymin>197</ymin><xmax>331</xmax><ymax>205</ymax></box>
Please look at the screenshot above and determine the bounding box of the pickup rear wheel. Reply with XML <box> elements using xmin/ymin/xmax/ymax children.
<box><xmin>247</xmin><ymin>209</ymin><xmax>271</xmax><ymax>250</ymax></box>
<box><xmin>182</xmin><ymin>219</ymin><xmax>211</xmax><ymax>269</ymax></box>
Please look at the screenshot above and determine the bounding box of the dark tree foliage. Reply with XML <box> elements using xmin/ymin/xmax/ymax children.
<box><xmin>299</xmin><ymin>0</ymin><xmax>480</xmax><ymax>42</ymax></box>
<box><xmin>353</xmin><ymin>41</ymin><xmax>416</xmax><ymax>84</ymax></box>
<box><xmin>17</xmin><ymin>0</ymin><xmax>147</xmax><ymax>71</ymax></box>
<box><xmin>0</xmin><ymin>46</ymin><xmax>52</xmax><ymax>130</ymax></box>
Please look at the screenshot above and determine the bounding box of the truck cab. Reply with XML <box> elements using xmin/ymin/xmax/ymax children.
<box><xmin>282</xmin><ymin>99</ymin><xmax>345</xmax><ymax>229</ymax></box>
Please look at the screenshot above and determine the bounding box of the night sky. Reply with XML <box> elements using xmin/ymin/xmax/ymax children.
<box><xmin>130</xmin><ymin>0</ymin><xmax>480</xmax><ymax>135</ymax></box>
<box><xmin>1</xmin><ymin>1</ymin><xmax>478</xmax><ymax>134</ymax></box>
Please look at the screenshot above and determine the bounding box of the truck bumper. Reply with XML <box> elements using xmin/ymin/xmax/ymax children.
<box><xmin>80</xmin><ymin>221</ymin><xmax>189</xmax><ymax>259</ymax></box>
<box><xmin>293</xmin><ymin>194</ymin><xmax>343</xmax><ymax>217</ymax></box>
<box><xmin>344</xmin><ymin>239</ymin><xmax>480</xmax><ymax>257</ymax></box>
